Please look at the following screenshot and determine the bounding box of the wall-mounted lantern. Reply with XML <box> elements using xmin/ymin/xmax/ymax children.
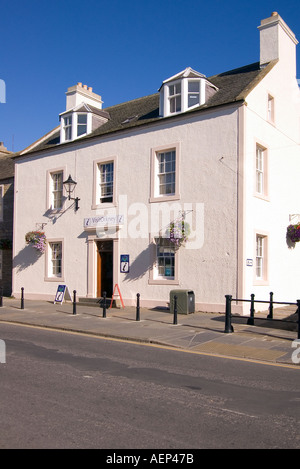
<box><xmin>63</xmin><ymin>174</ymin><xmax>80</xmax><ymax>211</ymax></box>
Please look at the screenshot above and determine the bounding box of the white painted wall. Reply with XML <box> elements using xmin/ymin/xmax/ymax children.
<box><xmin>242</xmin><ymin>37</ymin><xmax>300</xmax><ymax>309</ymax></box>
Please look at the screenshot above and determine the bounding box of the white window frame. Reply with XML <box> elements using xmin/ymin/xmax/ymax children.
<box><xmin>254</xmin><ymin>233</ymin><xmax>268</xmax><ymax>284</ymax></box>
<box><xmin>51</xmin><ymin>171</ymin><xmax>63</xmax><ymax>210</ymax></box>
<box><xmin>168</xmin><ymin>81</ymin><xmax>182</xmax><ymax>114</ymax></box>
<box><xmin>45</xmin><ymin>239</ymin><xmax>64</xmax><ymax>281</ymax></box>
<box><xmin>150</xmin><ymin>143</ymin><xmax>180</xmax><ymax>203</ymax></box>
<box><xmin>149</xmin><ymin>236</ymin><xmax>179</xmax><ymax>285</ymax></box>
<box><xmin>63</xmin><ymin>115</ymin><xmax>72</xmax><ymax>141</ymax></box>
<box><xmin>256</xmin><ymin>235</ymin><xmax>264</xmax><ymax>279</ymax></box>
<box><xmin>46</xmin><ymin>168</ymin><xmax>66</xmax><ymax>211</ymax></box>
<box><xmin>99</xmin><ymin>162</ymin><xmax>114</xmax><ymax>203</ymax></box>
<box><xmin>188</xmin><ymin>80</ymin><xmax>200</xmax><ymax>108</ymax></box>
<box><xmin>255</xmin><ymin>143</ymin><xmax>269</xmax><ymax>200</ymax></box>
<box><xmin>0</xmin><ymin>185</ymin><xmax>3</xmax><ymax>221</ymax></box>
<box><xmin>92</xmin><ymin>156</ymin><xmax>117</xmax><ymax>209</ymax></box>
<box><xmin>77</xmin><ymin>113</ymin><xmax>88</xmax><ymax>137</ymax></box>
<box><xmin>157</xmin><ymin>150</ymin><xmax>176</xmax><ymax>197</ymax></box>
<box><xmin>161</xmin><ymin>77</ymin><xmax>205</xmax><ymax>117</ymax></box>
<box><xmin>156</xmin><ymin>238</ymin><xmax>175</xmax><ymax>279</ymax></box>
<box><xmin>60</xmin><ymin>110</ymin><xmax>92</xmax><ymax>143</ymax></box>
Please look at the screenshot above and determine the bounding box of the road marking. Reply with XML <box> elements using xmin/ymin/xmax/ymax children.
<box><xmin>0</xmin><ymin>320</ymin><xmax>298</xmax><ymax>370</ymax></box>
<box><xmin>220</xmin><ymin>408</ymin><xmax>257</xmax><ymax>418</ymax></box>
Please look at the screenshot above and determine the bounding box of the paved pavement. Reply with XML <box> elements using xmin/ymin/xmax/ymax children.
<box><xmin>0</xmin><ymin>297</ymin><xmax>299</xmax><ymax>367</ymax></box>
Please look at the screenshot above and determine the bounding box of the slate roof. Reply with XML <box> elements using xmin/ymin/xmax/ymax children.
<box><xmin>0</xmin><ymin>154</ymin><xmax>14</xmax><ymax>180</ymax></box>
<box><xmin>16</xmin><ymin>60</ymin><xmax>276</xmax><ymax>157</ymax></box>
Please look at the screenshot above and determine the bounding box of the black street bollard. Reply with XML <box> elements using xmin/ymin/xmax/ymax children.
<box><xmin>173</xmin><ymin>295</ymin><xmax>178</xmax><ymax>325</ymax></box>
<box><xmin>247</xmin><ymin>293</ymin><xmax>255</xmax><ymax>325</ymax></box>
<box><xmin>0</xmin><ymin>286</ymin><xmax>3</xmax><ymax>307</ymax></box>
<box><xmin>136</xmin><ymin>293</ymin><xmax>140</xmax><ymax>321</ymax></box>
<box><xmin>73</xmin><ymin>290</ymin><xmax>77</xmax><ymax>315</ymax></box>
<box><xmin>297</xmin><ymin>300</ymin><xmax>300</xmax><ymax>340</ymax></box>
<box><xmin>267</xmin><ymin>291</ymin><xmax>273</xmax><ymax>319</ymax></box>
<box><xmin>21</xmin><ymin>287</ymin><xmax>24</xmax><ymax>310</ymax></box>
<box><xmin>224</xmin><ymin>294</ymin><xmax>234</xmax><ymax>333</ymax></box>
<box><xmin>102</xmin><ymin>291</ymin><xmax>107</xmax><ymax>318</ymax></box>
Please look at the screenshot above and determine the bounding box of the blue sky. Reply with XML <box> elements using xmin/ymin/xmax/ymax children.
<box><xmin>1</xmin><ymin>0</ymin><xmax>300</xmax><ymax>153</ymax></box>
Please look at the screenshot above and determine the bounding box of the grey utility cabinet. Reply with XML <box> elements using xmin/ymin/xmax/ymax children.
<box><xmin>170</xmin><ymin>289</ymin><xmax>195</xmax><ymax>315</ymax></box>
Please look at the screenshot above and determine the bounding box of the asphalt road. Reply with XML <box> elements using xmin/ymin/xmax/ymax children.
<box><xmin>0</xmin><ymin>323</ymin><xmax>299</xmax><ymax>450</ymax></box>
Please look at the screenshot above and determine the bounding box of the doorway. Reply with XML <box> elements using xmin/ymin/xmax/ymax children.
<box><xmin>97</xmin><ymin>240</ymin><xmax>113</xmax><ymax>298</ymax></box>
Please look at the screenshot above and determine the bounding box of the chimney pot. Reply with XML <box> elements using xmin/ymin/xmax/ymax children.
<box><xmin>271</xmin><ymin>11</ymin><xmax>278</xmax><ymax>16</ymax></box>
<box><xmin>88</xmin><ymin>87</ymin><xmax>93</xmax><ymax>92</ymax></box>
<box><xmin>77</xmin><ymin>82</ymin><xmax>82</xmax><ymax>87</ymax></box>
<box><xmin>83</xmin><ymin>84</ymin><xmax>87</xmax><ymax>90</ymax></box>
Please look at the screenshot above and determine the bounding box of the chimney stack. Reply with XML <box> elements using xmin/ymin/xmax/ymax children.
<box><xmin>258</xmin><ymin>12</ymin><xmax>298</xmax><ymax>74</ymax></box>
<box><xmin>65</xmin><ymin>83</ymin><xmax>103</xmax><ymax>111</ymax></box>
<box><xmin>0</xmin><ymin>142</ymin><xmax>11</xmax><ymax>155</ymax></box>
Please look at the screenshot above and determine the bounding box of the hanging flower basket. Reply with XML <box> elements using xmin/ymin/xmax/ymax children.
<box><xmin>287</xmin><ymin>223</ymin><xmax>300</xmax><ymax>243</ymax></box>
<box><xmin>0</xmin><ymin>238</ymin><xmax>12</xmax><ymax>250</ymax></box>
<box><xmin>25</xmin><ymin>231</ymin><xmax>46</xmax><ymax>253</ymax></box>
<box><xmin>166</xmin><ymin>220</ymin><xmax>190</xmax><ymax>248</ymax></box>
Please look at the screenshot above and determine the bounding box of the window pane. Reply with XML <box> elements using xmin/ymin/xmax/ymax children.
<box><xmin>50</xmin><ymin>242</ymin><xmax>62</xmax><ymax>277</ymax></box>
<box><xmin>256</xmin><ymin>236</ymin><xmax>264</xmax><ymax>279</ymax></box>
<box><xmin>77</xmin><ymin>114</ymin><xmax>87</xmax><ymax>136</ymax></box>
<box><xmin>51</xmin><ymin>172</ymin><xmax>63</xmax><ymax>209</ymax></box>
<box><xmin>65</xmin><ymin>127</ymin><xmax>72</xmax><ymax>140</ymax></box>
<box><xmin>256</xmin><ymin>173</ymin><xmax>263</xmax><ymax>193</ymax></box>
<box><xmin>99</xmin><ymin>162</ymin><xmax>114</xmax><ymax>203</ymax></box>
<box><xmin>188</xmin><ymin>81</ymin><xmax>200</xmax><ymax>108</ymax></box>
<box><xmin>170</xmin><ymin>98</ymin><xmax>176</xmax><ymax>113</ymax></box>
<box><xmin>156</xmin><ymin>239</ymin><xmax>175</xmax><ymax>278</ymax></box>
<box><xmin>256</xmin><ymin>258</ymin><xmax>262</xmax><ymax>278</ymax></box>
<box><xmin>157</xmin><ymin>151</ymin><xmax>176</xmax><ymax>196</ymax></box>
<box><xmin>78</xmin><ymin>114</ymin><xmax>87</xmax><ymax>124</ymax></box>
<box><xmin>256</xmin><ymin>148</ymin><xmax>263</xmax><ymax>170</ymax></box>
<box><xmin>188</xmin><ymin>94</ymin><xmax>200</xmax><ymax>107</ymax></box>
<box><xmin>256</xmin><ymin>147</ymin><xmax>264</xmax><ymax>194</ymax></box>
<box><xmin>64</xmin><ymin>115</ymin><xmax>72</xmax><ymax>140</ymax></box>
<box><xmin>188</xmin><ymin>81</ymin><xmax>200</xmax><ymax>92</ymax></box>
<box><xmin>169</xmin><ymin>83</ymin><xmax>181</xmax><ymax>113</ymax></box>
<box><xmin>77</xmin><ymin>126</ymin><xmax>87</xmax><ymax>136</ymax></box>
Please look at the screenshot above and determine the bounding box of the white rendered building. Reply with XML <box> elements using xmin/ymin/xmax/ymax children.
<box><xmin>12</xmin><ymin>13</ymin><xmax>300</xmax><ymax>313</ymax></box>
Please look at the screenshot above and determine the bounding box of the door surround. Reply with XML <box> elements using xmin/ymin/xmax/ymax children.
<box><xmin>87</xmin><ymin>233</ymin><xmax>119</xmax><ymax>298</ymax></box>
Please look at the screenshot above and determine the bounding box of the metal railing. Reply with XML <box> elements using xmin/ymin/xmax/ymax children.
<box><xmin>224</xmin><ymin>293</ymin><xmax>300</xmax><ymax>339</ymax></box>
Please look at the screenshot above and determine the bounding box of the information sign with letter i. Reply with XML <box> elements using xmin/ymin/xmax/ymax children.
<box><xmin>54</xmin><ymin>285</ymin><xmax>72</xmax><ymax>304</ymax></box>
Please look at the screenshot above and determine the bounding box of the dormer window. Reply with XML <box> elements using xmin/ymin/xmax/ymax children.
<box><xmin>159</xmin><ymin>67</ymin><xmax>218</xmax><ymax>118</ymax></box>
<box><xmin>59</xmin><ymin>84</ymin><xmax>110</xmax><ymax>144</ymax></box>
<box><xmin>61</xmin><ymin>112</ymin><xmax>87</xmax><ymax>143</ymax></box>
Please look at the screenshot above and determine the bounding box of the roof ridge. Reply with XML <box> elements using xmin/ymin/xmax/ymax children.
<box><xmin>103</xmin><ymin>92</ymin><xmax>159</xmax><ymax>112</ymax></box>
<box><xmin>208</xmin><ymin>61</ymin><xmax>261</xmax><ymax>79</ymax></box>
